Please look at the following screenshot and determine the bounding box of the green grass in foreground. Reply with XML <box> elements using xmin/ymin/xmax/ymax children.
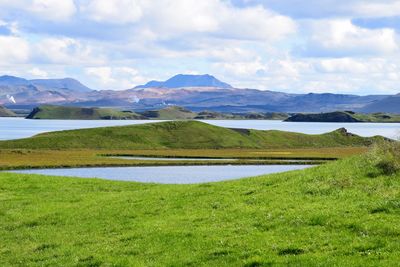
<box><xmin>0</xmin><ymin>120</ymin><xmax>383</xmax><ymax>150</ymax></box>
<box><xmin>1</xmin><ymin>147</ymin><xmax>400</xmax><ymax>266</ymax></box>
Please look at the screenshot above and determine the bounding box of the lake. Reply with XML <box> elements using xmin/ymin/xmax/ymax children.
<box><xmin>11</xmin><ymin>165</ymin><xmax>311</xmax><ymax>184</ymax></box>
<box><xmin>1</xmin><ymin>117</ymin><xmax>399</xmax><ymax>140</ymax></box>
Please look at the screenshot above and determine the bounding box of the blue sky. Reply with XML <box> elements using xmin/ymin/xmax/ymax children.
<box><xmin>0</xmin><ymin>0</ymin><xmax>399</xmax><ymax>95</ymax></box>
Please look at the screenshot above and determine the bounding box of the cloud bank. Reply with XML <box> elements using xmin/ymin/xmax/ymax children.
<box><xmin>0</xmin><ymin>0</ymin><xmax>399</xmax><ymax>94</ymax></box>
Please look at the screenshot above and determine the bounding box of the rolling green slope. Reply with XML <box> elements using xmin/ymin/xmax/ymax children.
<box><xmin>0</xmin><ymin>106</ymin><xmax>16</xmax><ymax>117</ymax></box>
<box><xmin>0</xmin><ymin>120</ymin><xmax>383</xmax><ymax>150</ymax></box>
<box><xmin>1</xmin><ymin>148</ymin><xmax>399</xmax><ymax>266</ymax></box>
<box><xmin>140</xmin><ymin>106</ymin><xmax>289</xmax><ymax>120</ymax></box>
<box><xmin>140</xmin><ymin>106</ymin><xmax>198</xmax><ymax>119</ymax></box>
<box><xmin>26</xmin><ymin>105</ymin><xmax>145</xmax><ymax>120</ymax></box>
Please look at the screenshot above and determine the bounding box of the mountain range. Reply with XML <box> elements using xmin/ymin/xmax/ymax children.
<box><xmin>0</xmin><ymin>74</ymin><xmax>399</xmax><ymax>113</ymax></box>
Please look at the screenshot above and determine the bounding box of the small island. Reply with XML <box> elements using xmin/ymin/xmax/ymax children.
<box><xmin>0</xmin><ymin>106</ymin><xmax>17</xmax><ymax>117</ymax></box>
<box><xmin>24</xmin><ymin>105</ymin><xmax>290</xmax><ymax>120</ymax></box>
<box><xmin>285</xmin><ymin>111</ymin><xmax>400</xmax><ymax>123</ymax></box>
<box><xmin>26</xmin><ymin>105</ymin><xmax>146</xmax><ymax>120</ymax></box>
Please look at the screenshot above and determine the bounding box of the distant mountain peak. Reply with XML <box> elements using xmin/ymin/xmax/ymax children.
<box><xmin>134</xmin><ymin>74</ymin><xmax>233</xmax><ymax>89</ymax></box>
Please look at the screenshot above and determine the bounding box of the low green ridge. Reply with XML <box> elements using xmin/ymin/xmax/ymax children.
<box><xmin>140</xmin><ymin>106</ymin><xmax>198</xmax><ymax>120</ymax></box>
<box><xmin>286</xmin><ymin>111</ymin><xmax>400</xmax><ymax>122</ymax></box>
<box><xmin>0</xmin><ymin>106</ymin><xmax>16</xmax><ymax>117</ymax></box>
<box><xmin>26</xmin><ymin>105</ymin><xmax>145</xmax><ymax>120</ymax></box>
<box><xmin>0</xmin><ymin>120</ymin><xmax>383</xmax><ymax>150</ymax></box>
<box><xmin>1</xmin><ymin>148</ymin><xmax>399</xmax><ymax>265</ymax></box>
<box><xmin>140</xmin><ymin>106</ymin><xmax>289</xmax><ymax>120</ymax></box>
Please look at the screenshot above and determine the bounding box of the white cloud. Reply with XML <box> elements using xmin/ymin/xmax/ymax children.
<box><xmin>0</xmin><ymin>0</ymin><xmax>400</xmax><ymax>95</ymax></box>
<box><xmin>85</xmin><ymin>66</ymin><xmax>147</xmax><ymax>89</ymax></box>
<box><xmin>149</xmin><ymin>0</ymin><xmax>296</xmax><ymax>41</ymax></box>
<box><xmin>214</xmin><ymin>57</ymin><xmax>266</xmax><ymax>77</ymax></box>
<box><xmin>143</xmin><ymin>0</ymin><xmax>220</xmax><ymax>34</ymax></box>
<box><xmin>28</xmin><ymin>67</ymin><xmax>48</xmax><ymax>78</ymax></box>
<box><xmin>85</xmin><ymin>66</ymin><xmax>114</xmax><ymax>85</ymax></box>
<box><xmin>83</xmin><ymin>0</ymin><xmax>142</xmax><ymax>24</ymax></box>
<box><xmin>353</xmin><ymin>1</ymin><xmax>400</xmax><ymax>18</ymax></box>
<box><xmin>217</xmin><ymin>5</ymin><xmax>296</xmax><ymax>41</ymax></box>
<box><xmin>316</xmin><ymin>58</ymin><xmax>375</xmax><ymax>74</ymax></box>
<box><xmin>304</xmin><ymin>19</ymin><xmax>399</xmax><ymax>57</ymax></box>
<box><xmin>0</xmin><ymin>36</ymin><xmax>30</xmax><ymax>64</ymax></box>
<box><xmin>31</xmin><ymin>0</ymin><xmax>76</xmax><ymax>21</ymax></box>
<box><xmin>35</xmin><ymin>37</ymin><xmax>103</xmax><ymax>65</ymax></box>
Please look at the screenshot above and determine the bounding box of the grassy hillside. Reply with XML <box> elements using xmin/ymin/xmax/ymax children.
<box><xmin>26</xmin><ymin>105</ymin><xmax>145</xmax><ymax>120</ymax></box>
<box><xmin>242</xmin><ymin>112</ymin><xmax>289</xmax><ymax>120</ymax></box>
<box><xmin>352</xmin><ymin>112</ymin><xmax>400</xmax><ymax>122</ymax></box>
<box><xmin>0</xmin><ymin>120</ymin><xmax>383</xmax><ymax>150</ymax></box>
<box><xmin>1</xmin><ymin>146</ymin><xmax>399</xmax><ymax>265</ymax></box>
<box><xmin>286</xmin><ymin>111</ymin><xmax>400</xmax><ymax>122</ymax></box>
<box><xmin>0</xmin><ymin>106</ymin><xmax>16</xmax><ymax>117</ymax></box>
<box><xmin>140</xmin><ymin>106</ymin><xmax>239</xmax><ymax>120</ymax></box>
<box><xmin>140</xmin><ymin>106</ymin><xmax>197</xmax><ymax>119</ymax></box>
<box><xmin>140</xmin><ymin>106</ymin><xmax>289</xmax><ymax>120</ymax></box>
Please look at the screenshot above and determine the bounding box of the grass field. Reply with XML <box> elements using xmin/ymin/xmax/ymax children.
<box><xmin>1</xmin><ymin>149</ymin><xmax>400</xmax><ymax>266</ymax></box>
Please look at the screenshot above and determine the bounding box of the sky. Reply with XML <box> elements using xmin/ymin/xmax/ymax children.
<box><xmin>0</xmin><ymin>0</ymin><xmax>400</xmax><ymax>95</ymax></box>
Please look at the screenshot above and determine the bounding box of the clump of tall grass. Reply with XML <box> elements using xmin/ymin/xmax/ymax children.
<box><xmin>368</xmin><ymin>139</ymin><xmax>400</xmax><ymax>175</ymax></box>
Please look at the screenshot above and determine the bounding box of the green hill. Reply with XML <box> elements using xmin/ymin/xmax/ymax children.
<box><xmin>140</xmin><ymin>106</ymin><xmax>289</xmax><ymax>120</ymax></box>
<box><xmin>286</xmin><ymin>111</ymin><xmax>400</xmax><ymax>122</ymax></box>
<box><xmin>140</xmin><ymin>106</ymin><xmax>197</xmax><ymax>119</ymax></box>
<box><xmin>140</xmin><ymin>106</ymin><xmax>239</xmax><ymax>120</ymax></box>
<box><xmin>352</xmin><ymin>112</ymin><xmax>400</xmax><ymax>122</ymax></box>
<box><xmin>0</xmin><ymin>106</ymin><xmax>16</xmax><ymax>117</ymax></box>
<box><xmin>1</xmin><ymin>145</ymin><xmax>399</xmax><ymax>265</ymax></box>
<box><xmin>0</xmin><ymin>120</ymin><xmax>383</xmax><ymax>150</ymax></box>
<box><xmin>26</xmin><ymin>105</ymin><xmax>145</xmax><ymax>120</ymax></box>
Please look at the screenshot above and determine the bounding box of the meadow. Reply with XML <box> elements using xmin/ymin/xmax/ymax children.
<box><xmin>1</xmin><ymin>146</ymin><xmax>400</xmax><ymax>266</ymax></box>
<box><xmin>0</xmin><ymin>120</ymin><xmax>397</xmax><ymax>266</ymax></box>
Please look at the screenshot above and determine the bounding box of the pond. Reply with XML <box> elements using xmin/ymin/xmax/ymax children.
<box><xmin>11</xmin><ymin>165</ymin><xmax>312</xmax><ymax>184</ymax></box>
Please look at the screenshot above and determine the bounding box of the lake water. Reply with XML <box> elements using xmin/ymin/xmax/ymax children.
<box><xmin>11</xmin><ymin>165</ymin><xmax>311</xmax><ymax>184</ymax></box>
<box><xmin>112</xmin><ymin>156</ymin><xmax>236</xmax><ymax>161</ymax></box>
<box><xmin>0</xmin><ymin>118</ymin><xmax>163</xmax><ymax>140</ymax></box>
<box><xmin>111</xmin><ymin>156</ymin><xmax>314</xmax><ymax>163</ymax></box>
<box><xmin>1</xmin><ymin>117</ymin><xmax>399</xmax><ymax>140</ymax></box>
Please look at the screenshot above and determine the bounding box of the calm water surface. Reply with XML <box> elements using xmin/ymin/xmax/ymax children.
<box><xmin>11</xmin><ymin>165</ymin><xmax>311</xmax><ymax>184</ymax></box>
<box><xmin>1</xmin><ymin>117</ymin><xmax>399</xmax><ymax>140</ymax></box>
<box><xmin>0</xmin><ymin>118</ymin><xmax>162</xmax><ymax>140</ymax></box>
<box><xmin>112</xmin><ymin>156</ymin><xmax>236</xmax><ymax>161</ymax></box>
<box><xmin>201</xmin><ymin>120</ymin><xmax>400</xmax><ymax>139</ymax></box>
